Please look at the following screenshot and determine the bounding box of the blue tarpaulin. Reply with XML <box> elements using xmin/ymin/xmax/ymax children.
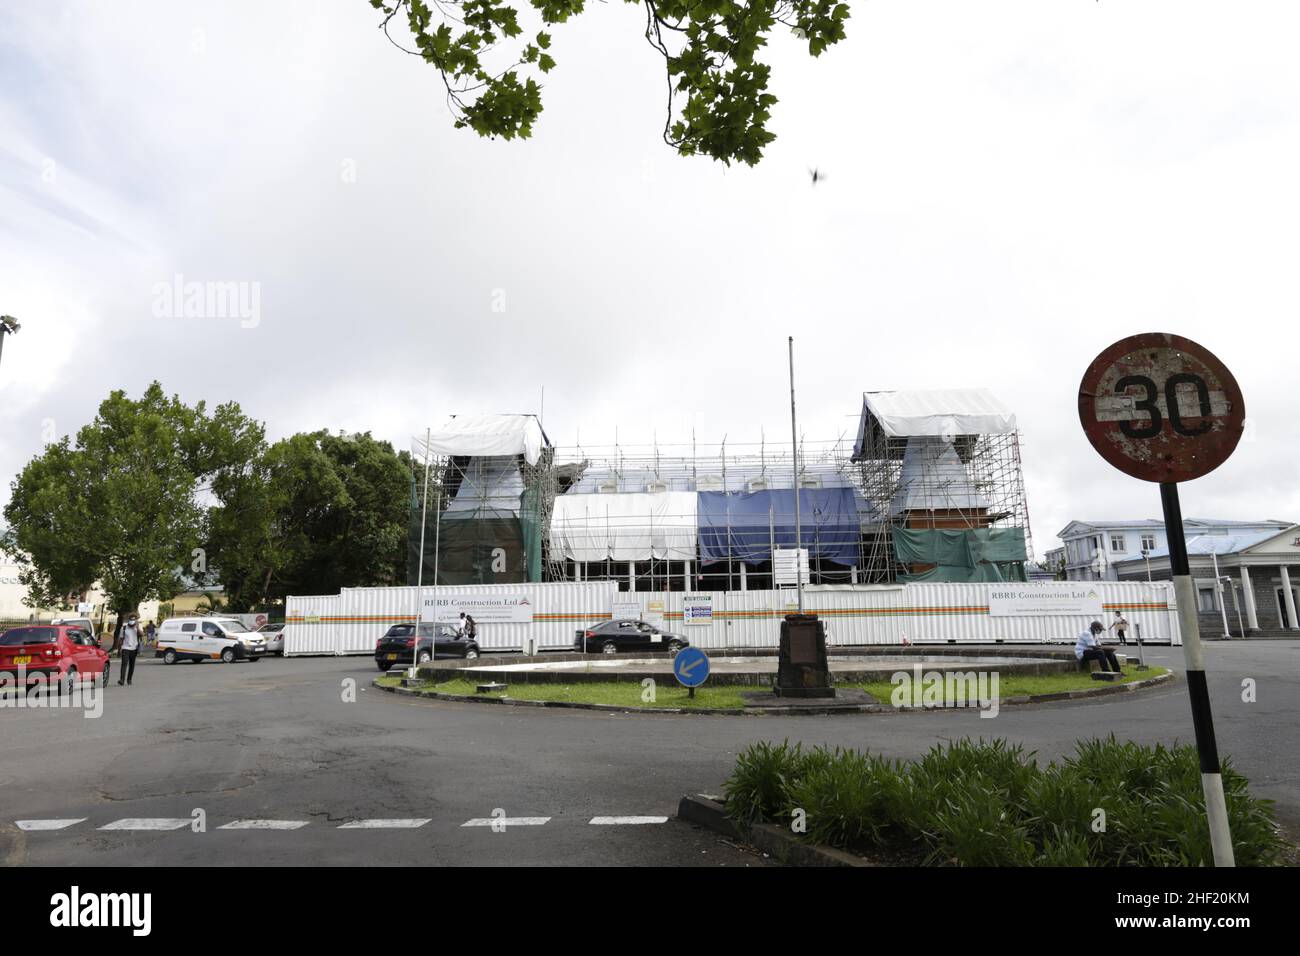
<box><xmin>697</xmin><ymin>488</ymin><xmax>862</xmax><ymax>565</ymax></box>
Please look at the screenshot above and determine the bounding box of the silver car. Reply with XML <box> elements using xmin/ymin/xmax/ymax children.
<box><xmin>257</xmin><ymin>623</ymin><xmax>285</xmax><ymax>656</ymax></box>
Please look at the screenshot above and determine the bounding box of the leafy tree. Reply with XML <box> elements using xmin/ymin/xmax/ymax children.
<box><xmin>207</xmin><ymin>431</ymin><xmax>412</xmax><ymax>610</ymax></box>
<box><xmin>370</xmin><ymin>0</ymin><xmax>851</xmax><ymax>165</ymax></box>
<box><xmin>2</xmin><ymin>384</ymin><xmax>263</xmax><ymax>623</ymax></box>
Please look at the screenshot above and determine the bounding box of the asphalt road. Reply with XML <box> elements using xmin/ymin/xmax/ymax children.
<box><xmin>2</xmin><ymin>640</ymin><xmax>1297</xmax><ymax>866</ymax></box>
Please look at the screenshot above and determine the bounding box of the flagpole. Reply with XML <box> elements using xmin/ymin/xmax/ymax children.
<box><xmin>410</xmin><ymin>429</ymin><xmax>432</xmax><ymax>678</ymax></box>
<box><xmin>788</xmin><ymin>337</ymin><xmax>804</xmax><ymax>612</ymax></box>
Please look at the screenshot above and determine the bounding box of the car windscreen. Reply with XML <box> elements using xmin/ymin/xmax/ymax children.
<box><xmin>212</xmin><ymin>619</ymin><xmax>252</xmax><ymax>634</ymax></box>
<box><xmin>385</xmin><ymin>624</ymin><xmax>415</xmax><ymax>637</ymax></box>
<box><xmin>1</xmin><ymin>626</ymin><xmax>58</xmax><ymax>645</ymax></box>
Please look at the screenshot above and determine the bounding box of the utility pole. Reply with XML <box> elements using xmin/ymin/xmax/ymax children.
<box><xmin>0</xmin><ymin>315</ymin><xmax>21</xmax><ymax>372</ymax></box>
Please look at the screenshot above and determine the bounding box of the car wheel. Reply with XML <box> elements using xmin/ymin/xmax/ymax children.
<box><xmin>667</xmin><ymin>640</ymin><xmax>684</xmax><ymax>656</ymax></box>
<box><xmin>163</xmin><ymin>649</ymin><xmax>177</xmax><ymax>665</ymax></box>
<box><xmin>602</xmin><ymin>641</ymin><xmax>618</xmax><ymax>655</ymax></box>
<box><xmin>61</xmin><ymin>668</ymin><xmax>76</xmax><ymax>696</ymax></box>
<box><xmin>416</xmin><ymin>650</ymin><xmax>432</xmax><ymax>665</ymax></box>
<box><xmin>464</xmin><ymin>646</ymin><xmax>480</xmax><ymax>660</ymax></box>
<box><xmin>101</xmin><ymin>663</ymin><xmax>111</xmax><ymax>687</ymax></box>
<box><xmin>377</xmin><ymin>660</ymin><xmax>389</xmax><ymax>671</ymax></box>
<box><xmin>221</xmin><ymin>648</ymin><xmax>236</xmax><ymax>664</ymax></box>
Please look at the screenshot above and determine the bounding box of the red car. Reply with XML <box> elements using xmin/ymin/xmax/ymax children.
<box><xmin>0</xmin><ymin>624</ymin><xmax>111</xmax><ymax>693</ymax></box>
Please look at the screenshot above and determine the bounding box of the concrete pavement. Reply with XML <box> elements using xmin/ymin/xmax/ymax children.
<box><xmin>2</xmin><ymin>640</ymin><xmax>1296</xmax><ymax>865</ymax></box>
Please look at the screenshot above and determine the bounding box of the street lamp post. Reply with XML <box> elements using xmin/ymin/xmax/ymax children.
<box><xmin>0</xmin><ymin>315</ymin><xmax>21</xmax><ymax>371</ymax></box>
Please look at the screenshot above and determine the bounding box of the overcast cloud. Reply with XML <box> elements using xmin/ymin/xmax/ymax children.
<box><xmin>2</xmin><ymin>0</ymin><xmax>1298</xmax><ymax>555</ymax></box>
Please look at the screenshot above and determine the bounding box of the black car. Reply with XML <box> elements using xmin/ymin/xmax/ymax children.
<box><xmin>375</xmin><ymin>623</ymin><xmax>480</xmax><ymax>671</ymax></box>
<box><xmin>575</xmin><ymin>619</ymin><xmax>689</xmax><ymax>656</ymax></box>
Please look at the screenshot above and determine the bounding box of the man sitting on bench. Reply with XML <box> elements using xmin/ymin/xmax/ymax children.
<box><xmin>1076</xmin><ymin>620</ymin><xmax>1121</xmax><ymax>673</ymax></box>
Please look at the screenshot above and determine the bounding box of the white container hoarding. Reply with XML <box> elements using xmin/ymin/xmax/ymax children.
<box><xmin>285</xmin><ymin>579</ymin><xmax>1179</xmax><ymax>655</ymax></box>
<box><xmin>286</xmin><ymin>582</ymin><xmax>617</xmax><ymax>655</ymax></box>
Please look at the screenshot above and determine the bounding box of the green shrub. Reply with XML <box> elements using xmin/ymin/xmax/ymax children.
<box><xmin>723</xmin><ymin>740</ymin><xmax>804</xmax><ymax>826</ymax></box>
<box><xmin>925</xmin><ymin>778</ymin><xmax>1037</xmax><ymax>866</ymax></box>
<box><xmin>723</xmin><ymin>735</ymin><xmax>1289</xmax><ymax>866</ymax></box>
<box><xmin>1039</xmin><ymin>826</ymin><xmax>1092</xmax><ymax>866</ymax></box>
<box><xmin>788</xmin><ymin>748</ymin><xmax>907</xmax><ymax>849</ymax></box>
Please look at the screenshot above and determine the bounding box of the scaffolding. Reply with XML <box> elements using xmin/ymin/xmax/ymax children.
<box><xmin>406</xmin><ymin>394</ymin><xmax>1033</xmax><ymax>591</ymax></box>
<box><xmin>407</xmin><ymin>417</ymin><xmax>557</xmax><ymax>586</ymax></box>
<box><xmin>847</xmin><ymin>390</ymin><xmax>1033</xmax><ymax>583</ymax></box>
<box><xmin>540</xmin><ymin>435</ymin><xmax>879</xmax><ymax>591</ymax></box>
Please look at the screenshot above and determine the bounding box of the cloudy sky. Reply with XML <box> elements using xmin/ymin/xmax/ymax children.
<box><xmin>2</xmin><ymin>0</ymin><xmax>1297</xmax><ymax>555</ymax></box>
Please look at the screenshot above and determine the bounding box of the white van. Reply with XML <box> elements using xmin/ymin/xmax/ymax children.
<box><xmin>156</xmin><ymin>617</ymin><xmax>267</xmax><ymax>664</ymax></box>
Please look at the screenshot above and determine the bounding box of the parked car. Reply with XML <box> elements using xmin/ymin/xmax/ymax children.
<box><xmin>375</xmin><ymin>622</ymin><xmax>479</xmax><ymax>671</ymax></box>
<box><xmin>156</xmin><ymin>616</ymin><xmax>267</xmax><ymax>664</ymax></box>
<box><xmin>575</xmin><ymin>619</ymin><xmax>688</xmax><ymax>655</ymax></box>
<box><xmin>52</xmin><ymin>617</ymin><xmax>100</xmax><ymax>640</ymax></box>
<box><xmin>0</xmin><ymin>624</ymin><xmax>111</xmax><ymax>692</ymax></box>
<box><xmin>257</xmin><ymin>623</ymin><xmax>285</xmax><ymax>656</ymax></box>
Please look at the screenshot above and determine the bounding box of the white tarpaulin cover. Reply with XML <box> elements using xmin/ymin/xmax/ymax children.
<box><xmin>419</xmin><ymin>415</ymin><xmax>548</xmax><ymax>465</ymax></box>
<box><xmin>550</xmin><ymin>492</ymin><xmax>698</xmax><ymax>562</ymax></box>
<box><xmin>890</xmin><ymin>437</ymin><xmax>987</xmax><ymax>514</ymax></box>
<box><xmin>861</xmin><ymin>389</ymin><xmax>1017</xmax><ymax>439</ymax></box>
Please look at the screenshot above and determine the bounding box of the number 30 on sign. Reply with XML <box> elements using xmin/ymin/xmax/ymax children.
<box><xmin>1078</xmin><ymin>332</ymin><xmax>1245</xmax><ymax>484</ymax></box>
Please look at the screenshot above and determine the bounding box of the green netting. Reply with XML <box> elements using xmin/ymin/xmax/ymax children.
<box><xmin>520</xmin><ymin>483</ymin><xmax>543</xmax><ymax>583</ymax></box>
<box><xmin>893</xmin><ymin>527</ymin><xmax>1028</xmax><ymax>583</ymax></box>
<box><xmin>408</xmin><ymin>511</ymin><xmax>527</xmax><ymax>585</ymax></box>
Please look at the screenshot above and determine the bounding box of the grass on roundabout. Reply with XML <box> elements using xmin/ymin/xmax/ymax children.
<box><xmin>376</xmin><ymin>665</ymin><xmax>1170</xmax><ymax>711</ymax></box>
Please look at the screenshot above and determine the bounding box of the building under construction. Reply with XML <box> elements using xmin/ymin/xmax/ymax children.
<box><xmin>408</xmin><ymin>389</ymin><xmax>1033</xmax><ymax>590</ymax></box>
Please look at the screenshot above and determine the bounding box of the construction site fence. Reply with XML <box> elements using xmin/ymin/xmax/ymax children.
<box><xmin>283</xmin><ymin>580</ymin><xmax>1180</xmax><ymax>655</ymax></box>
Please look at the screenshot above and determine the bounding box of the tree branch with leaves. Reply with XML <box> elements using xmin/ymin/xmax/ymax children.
<box><xmin>369</xmin><ymin>0</ymin><xmax>850</xmax><ymax>165</ymax></box>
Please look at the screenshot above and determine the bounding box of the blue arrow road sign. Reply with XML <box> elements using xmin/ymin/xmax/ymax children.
<box><xmin>673</xmin><ymin>647</ymin><xmax>710</xmax><ymax>688</ymax></box>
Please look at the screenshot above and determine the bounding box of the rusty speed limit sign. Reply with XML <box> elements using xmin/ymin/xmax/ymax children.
<box><xmin>1078</xmin><ymin>332</ymin><xmax>1245</xmax><ymax>483</ymax></box>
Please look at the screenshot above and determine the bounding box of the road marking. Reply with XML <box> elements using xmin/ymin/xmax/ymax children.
<box><xmin>218</xmin><ymin>820</ymin><xmax>310</xmax><ymax>830</ymax></box>
<box><xmin>16</xmin><ymin>819</ymin><xmax>86</xmax><ymax>831</ymax></box>
<box><xmin>461</xmin><ymin>817</ymin><xmax>551</xmax><ymax>827</ymax></box>
<box><xmin>588</xmin><ymin>816</ymin><xmax>668</xmax><ymax>825</ymax></box>
<box><xmin>99</xmin><ymin>818</ymin><xmax>192</xmax><ymax>831</ymax></box>
<box><xmin>337</xmin><ymin>819</ymin><xmax>431</xmax><ymax>829</ymax></box>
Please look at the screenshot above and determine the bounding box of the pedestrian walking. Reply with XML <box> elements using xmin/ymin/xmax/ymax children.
<box><xmin>146</xmin><ymin>619</ymin><xmax>157</xmax><ymax>645</ymax></box>
<box><xmin>1076</xmin><ymin>620</ymin><xmax>1120</xmax><ymax>673</ymax></box>
<box><xmin>458</xmin><ymin>612</ymin><xmax>477</xmax><ymax>641</ymax></box>
<box><xmin>117</xmin><ymin>615</ymin><xmax>141</xmax><ymax>686</ymax></box>
<box><xmin>1107</xmin><ymin>611</ymin><xmax>1129</xmax><ymax>645</ymax></box>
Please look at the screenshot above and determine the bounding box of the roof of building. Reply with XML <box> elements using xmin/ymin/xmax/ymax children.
<box><xmin>1058</xmin><ymin>518</ymin><xmax>1293</xmax><ymax>538</ymax></box>
<box><xmin>418</xmin><ymin>414</ymin><xmax>550</xmax><ymax>466</ymax></box>
<box><xmin>1113</xmin><ymin>528</ymin><xmax>1295</xmax><ymax>563</ymax></box>
<box><xmin>851</xmin><ymin>388</ymin><xmax>1016</xmax><ymax>457</ymax></box>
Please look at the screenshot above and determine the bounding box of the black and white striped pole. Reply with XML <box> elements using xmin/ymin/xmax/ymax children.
<box><xmin>1078</xmin><ymin>332</ymin><xmax>1244</xmax><ymax>868</ymax></box>
<box><xmin>1159</xmin><ymin>480</ymin><xmax>1234</xmax><ymax>865</ymax></box>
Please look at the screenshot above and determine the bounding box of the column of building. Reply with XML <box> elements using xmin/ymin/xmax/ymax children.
<box><xmin>1281</xmin><ymin>564</ymin><xmax>1299</xmax><ymax>631</ymax></box>
<box><xmin>1240</xmin><ymin>566</ymin><xmax>1260</xmax><ymax>630</ymax></box>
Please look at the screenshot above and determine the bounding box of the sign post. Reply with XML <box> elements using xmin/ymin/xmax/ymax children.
<box><xmin>1079</xmin><ymin>332</ymin><xmax>1245</xmax><ymax>867</ymax></box>
<box><xmin>672</xmin><ymin>646</ymin><xmax>710</xmax><ymax>700</ymax></box>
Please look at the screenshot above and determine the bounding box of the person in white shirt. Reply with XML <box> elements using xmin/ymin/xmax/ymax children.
<box><xmin>1076</xmin><ymin>621</ymin><xmax>1120</xmax><ymax>672</ymax></box>
<box><xmin>118</xmin><ymin>616</ymin><xmax>141</xmax><ymax>686</ymax></box>
<box><xmin>1107</xmin><ymin>611</ymin><xmax>1129</xmax><ymax>646</ymax></box>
